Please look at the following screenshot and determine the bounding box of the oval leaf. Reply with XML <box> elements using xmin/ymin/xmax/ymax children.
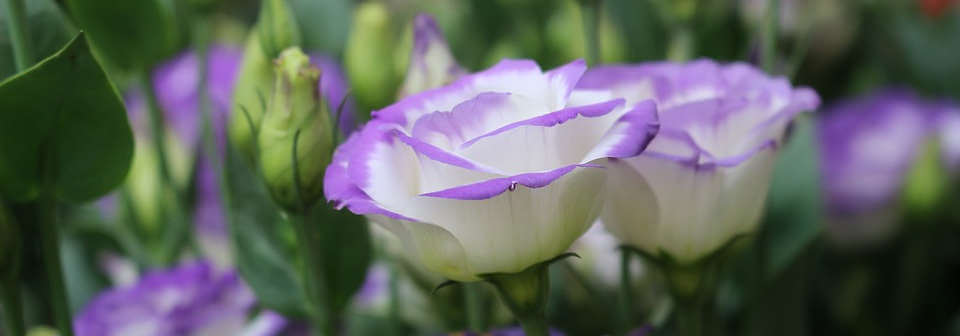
<box><xmin>0</xmin><ymin>33</ymin><xmax>133</xmax><ymax>203</ymax></box>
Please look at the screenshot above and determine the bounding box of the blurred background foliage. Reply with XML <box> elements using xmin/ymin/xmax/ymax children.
<box><xmin>2</xmin><ymin>0</ymin><xmax>960</xmax><ymax>335</ymax></box>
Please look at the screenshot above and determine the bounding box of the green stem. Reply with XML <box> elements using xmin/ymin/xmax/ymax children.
<box><xmin>619</xmin><ymin>249</ymin><xmax>635</xmax><ymax>334</ymax></box>
<box><xmin>664</xmin><ymin>263</ymin><xmax>713</xmax><ymax>336</ymax></box>
<box><xmin>675</xmin><ymin>297</ymin><xmax>703</xmax><ymax>336</ymax></box>
<box><xmin>1</xmin><ymin>275</ymin><xmax>24</xmax><ymax>336</ymax></box>
<box><xmin>578</xmin><ymin>0</ymin><xmax>602</xmax><ymax>66</ymax></box>
<box><xmin>387</xmin><ymin>264</ymin><xmax>402</xmax><ymax>336</ymax></box>
<box><xmin>518</xmin><ymin>315</ymin><xmax>549</xmax><ymax>336</ymax></box>
<box><xmin>39</xmin><ymin>193</ymin><xmax>73</xmax><ymax>336</ymax></box>
<box><xmin>140</xmin><ymin>72</ymin><xmax>192</xmax><ymax>265</ymax></box>
<box><xmin>485</xmin><ymin>262</ymin><xmax>552</xmax><ymax>336</ymax></box>
<box><xmin>290</xmin><ymin>211</ymin><xmax>332</xmax><ymax>336</ymax></box>
<box><xmin>2</xmin><ymin>0</ymin><xmax>33</xmax><ymax>70</ymax></box>
<box><xmin>464</xmin><ymin>282</ymin><xmax>487</xmax><ymax>332</ymax></box>
<box><xmin>761</xmin><ymin>0</ymin><xmax>780</xmax><ymax>73</ymax></box>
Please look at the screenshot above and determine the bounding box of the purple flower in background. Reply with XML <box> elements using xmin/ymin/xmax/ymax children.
<box><xmin>819</xmin><ymin>90</ymin><xmax>937</xmax><ymax>216</ymax></box>
<box><xmin>75</xmin><ymin>261</ymin><xmax>256</xmax><ymax>336</ymax></box>
<box><xmin>398</xmin><ymin>14</ymin><xmax>467</xmax><ymax>98</ymax></box>
<box><xmin>936</xmin><ymin>101</ymin><xmax>960</xmax><ymax>172</ymax></box>
<box><xmin>325</xmin><ymin>59</ymin><xmax>658</xmax><ymax>281</ymax></box>
<box><xmin>818</xmin><ymin>89</ymin><xmax>946</xmax><ymax>246</ymax></box>
<box><xmin>580</xmin><ymin>60</ymin><xmax>819</xmax><ymax>263</ymax></box>
<box><xmin>311</xmin><ymin>54</ymin><xmax>358</xmax><ymax>135</ymax></box>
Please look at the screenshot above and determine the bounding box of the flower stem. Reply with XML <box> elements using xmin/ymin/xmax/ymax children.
<box><xmin>2</xmin><ymin>0</ymin><xmax>33</xmax><ymax>70</ymax></box>
<box><xmin>674</xmin><ymin>296</ymin><xmax>703</xmax><ymax>336</ymax></box>
<box><xmin>0</xmin><ymin>275</ymin><xmax>24</xmax><ymax>336</ymax></box>
<box><xmin>618</xmin><ymin>249</ymin><xmax>635</xmax><ymax>334</ymax></box>
<box><xmin>464</xmin><ymin>282</ymin><xmax>487</xmax><ymax>332</ymax></box>
<box><xmin>140</xmin><ymin>72</ymin><xmax>192</xmax><ymax>265</ymax></box>
<box><xmin>290</xmin><ymin>210</ymin><xmax>333</xmax><ymax>336</ymax></box>
<box><xmin>665</xmin><ymin>263</ymin><xmax>713</xmax><ymax>336</ymax></box>
<box><xmin>518</xmin><ymin>314</ymin><xmax>550</xmax><ymax>336</ymax></box>
<box><xmin>388</xmin><ymin>263</ymin><xmax>402</xmax><ymax>336</ymax></box>
<box><xmin>762</xmin><ymin>0</ymin><xmax>780</xmax><ymax>73</ymax></box>
<box><xmin>485</xmin><ymin>262</ymin><xmax>552</xmax><ymax>336</ymax></box>
<box><xmin>39</xmin><ymin>192</ymin><xmax>73</xmax><ymax>336</ymax></box>
<box><xmin>578</xmin><ymin>0</ymin><xmax>602</xmax><ymax>66</ymax></box>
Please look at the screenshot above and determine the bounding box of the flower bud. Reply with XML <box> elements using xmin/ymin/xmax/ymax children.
<box><xmin>124</xmin><ymin>137</ymin><xmax>191</xmax><ymax>238</ymax></box>
<box><xmin>229</xmin><ymin>34</ymin><xmax>276</xmax><ymax>162</ymax></box>
<box><xmin>345</xmin><ymin>2</ymin><xmax>400</xmax><ymax>110</ymax></box>
<box><xmin>256</xmin><ymin>0</ymin><xmax>302</xmax><ymax>59</ymax></box>
<box><xmin>258</xmin><ymin>47</ymin><xmax>333</xmax><ymax>211</ymax></box>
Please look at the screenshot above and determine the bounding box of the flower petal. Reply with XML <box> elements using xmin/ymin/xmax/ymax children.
<box><xmin>602</xmin><ymin>148</ymin><xmax>776</xmax><ymax>263</ymax></box>
<box><xmin>398</xmin><ymin>14</ymin><xmax>468</xmax><ymax>98</ymax></box>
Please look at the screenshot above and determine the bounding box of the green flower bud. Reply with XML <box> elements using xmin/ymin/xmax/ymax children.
<box><xmin>258</xmin><ymin>47</ymin><xmax>333</xmax><ymax>211</ymax></box>
<box><xmin>124</xmin><ymin>136</ymin><xmax>191</xmax><ymax>238</ymax></box>
<box><xmin>229</xmin><ymin>34</ymin><xmax>275</xmax><ymax>162</ymax></box>
<box><xmin>257</xmin><ymin>0</ymin><xmax>301</xmax><ymax>59</ymax></box>
<box><xmin>0</xmin><ymin>201</ymin><xmax>19</xmax><ymax>275</ymax></box>
<box><xmin>345</xmin><ymin>1</ymin><xmax>400</xmax><ymax>111</ymax></box>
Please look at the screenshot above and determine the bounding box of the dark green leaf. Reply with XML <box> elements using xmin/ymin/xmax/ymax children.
<box><xmin>0</xmin><ymin>0</ymin><xmax>75</xmax><ymax>80</ymax></box>
<box><xmin>0</xmin><ymin>33</ymin><xmax>133</xmax><ymax>203</ymax></box>
<box><xmin>64</xmin><ymin>0</ymin><xmax>179</xmax><ymax>71</ymax></box>
<box><xmin>224</xmin><ymin>145</ymin><xmax>310</xmax><ymax>317</ymax></box>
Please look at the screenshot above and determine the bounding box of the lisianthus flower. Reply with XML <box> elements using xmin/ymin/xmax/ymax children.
<box><xmin>325</xmin><ymin>58</ymin><xmax>659</xmax><ymax>281</ymax></box>
<box><xmin>398</xmin><ymin>14</ymin><xmax>467</xmax><ymax>98</ymax></box>
<box><xmin>579</xmin><ymin>60</ymin><xmax>819</xmax><ymax>264</ymax></box>
<box><xmin>818</xmin><ymin>89</ymin><xmax>947</xmax><ymax>246</ymax></box>
<box><xmin>74</xmin><ymin>261</ymin><xmax>259</xmax><ymax>336</ymax></box>
<box><xmin>570</xmin><ymin>224</ymin><xmax>644</xmax><ymax>287</ymax></box>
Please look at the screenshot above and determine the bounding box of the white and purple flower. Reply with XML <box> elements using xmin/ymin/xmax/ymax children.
<box><xmin>325</xmin><ymin>59</ymin><xmax>659</xmax><ymax>281</ymax></box>
<box><xmin>74</xmin><ymin>261</ymin><xmax>257</xmax><ymax>336</ymax></box>
<box><xmin>579</xmin><ymin>60</ymin><xmax>820</xmax><ymax>263</ymax></box>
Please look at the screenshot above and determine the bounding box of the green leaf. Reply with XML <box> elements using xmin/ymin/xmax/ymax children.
<box><xmin>64</xmin><ymin>0</ymin><xmax>179</xmax><ymax>71</ymax></box>
<box><xmin>0</xmin><ymin>33</ymin><xmax>134</xmax><ymax>203</ymax></box>
<box><xmin>759</xmin><ymin>116</ymin><xmax>823</xmax><ymax>278</ymax></box>
<box><xmin>224</xmin><ymin>145</ymin><xmax>310</xmax><ymax>317</ymax></box>
<box><xmin>0</xmin><ymin>0</ymin><xmax>75</xmax><ymax>80</ymax></box>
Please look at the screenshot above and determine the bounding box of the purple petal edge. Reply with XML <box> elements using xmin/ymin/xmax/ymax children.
<box><xmin>460</xmin><ymin>98</ymin><xmax>626</xmax><ymax>149</ymax></box>
<box><xmin>420</xmin><ymin>164</ymin><xmax>602</xmax><ymax>200</ymax></box>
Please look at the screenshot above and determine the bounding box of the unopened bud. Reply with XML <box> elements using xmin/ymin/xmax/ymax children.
<box><xmin>258</xmin><ymin>47</ymin><xmax>333</xmax><ymax>211</ymax></box>
<box><xmin>229</xmin><ymin>34</ymin><xmax>276</xmax><ymax>162</ymax></box>
<box><xmin>257</xmin><ymin>0</ymin><xmax>301</xmax><ymax>59</ymax></box>
<box><xmin>124</xmin><ymin>137</ymin><xmax>190</xmax><ymax>238</ymax></box>
<box><xmin>345</xmin><ymin>2</ymin><xmax>399</xmax><ymax>110</ymax></box>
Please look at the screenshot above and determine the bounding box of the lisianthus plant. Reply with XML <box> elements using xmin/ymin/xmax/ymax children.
<box><xmin>4</xmin><ymin>1</ymin><xmax>960</xmax><ymax>336</ymax></box>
